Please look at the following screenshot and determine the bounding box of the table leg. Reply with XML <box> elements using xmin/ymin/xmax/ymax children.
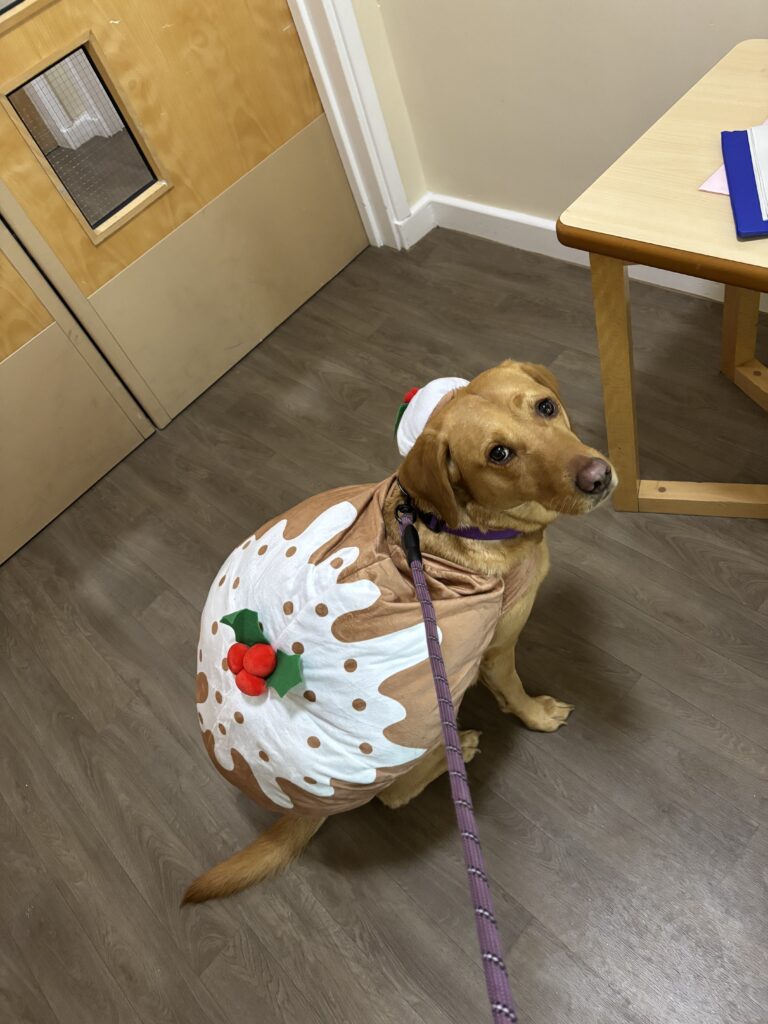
<box><xmin>589</xmin><ymin>253</ymin><xmax>639</xmax><ymax>511</ymax></box>
<box><xmin>720</xmin><ymin>285</ymin><xmax>759</xmax><ymax>381</ymax></box>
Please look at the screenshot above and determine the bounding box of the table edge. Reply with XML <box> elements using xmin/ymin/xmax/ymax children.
<box><xmin>556</xmin><ymin>219</ymin><xmax>768</xmax><ymax>292</ymax></box>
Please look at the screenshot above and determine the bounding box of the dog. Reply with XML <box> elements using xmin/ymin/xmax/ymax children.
<box><xmin>185</xmin><ymin>360</ymin><xmax>615</xmax><ymax>904</ymax></box>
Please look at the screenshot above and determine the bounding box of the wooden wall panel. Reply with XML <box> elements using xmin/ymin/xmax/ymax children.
<box><xmin>0</xmin><ymin>0</ymin><xmax>322</xmax><ymax>296</ymax></box>
<box><xmin>0</xmin><ymin>248</ymin><xmax>52</xmax><ymax>361</ymax></box>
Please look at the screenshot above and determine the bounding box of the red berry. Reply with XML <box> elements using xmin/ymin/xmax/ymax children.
<box><xmin>235</xmin><ymin>669</ymin><xmax>267</xmax><ymax>696</ymax></box>
<box><xmin>226</xmin><ymin>642</ymin><xmax>249</xmax><ymax>674</ymax></box>
<box><xmin>243</xmin><ymin>643</ymin><xmax>277</xmax><ymax>677</ymax></box>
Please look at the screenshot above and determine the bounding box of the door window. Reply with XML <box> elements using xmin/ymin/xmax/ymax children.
<box><xmin>8</xmin><ymin>47</ymin><xmax>157</xmax><ymax>228</ymax></box>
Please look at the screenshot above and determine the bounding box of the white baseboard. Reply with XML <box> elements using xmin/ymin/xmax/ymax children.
<box><xmin>432</xmin><ymin>193</ymin><xmax>582</xmax><ymax>264</ymax></box>
<box><xmin>396</xmin><ymin>190</ymin><xmax>768</xmax><ymax>308</ymax></box>
<box><xmin>394</xmin><ymin>192</ymin><xmax>436</xmax><ymax>248</ymax></box>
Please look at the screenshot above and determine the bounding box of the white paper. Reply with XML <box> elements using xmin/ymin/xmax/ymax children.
<box><xmin>747</xmin><ymin>123</ymin><xmax>768</xmax><ymax>220</ymax></box>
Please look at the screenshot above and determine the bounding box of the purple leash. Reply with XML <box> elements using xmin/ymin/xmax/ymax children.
<box><xmin>396</xmin><ymin>502</ymin><xmax>518</xmax><ymax>1023</ymax></box>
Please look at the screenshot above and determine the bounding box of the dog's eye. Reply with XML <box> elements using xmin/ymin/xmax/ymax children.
<box><xmin>536</xmin><ymin>398</ymin><xmax>558</xmax><ymax>418</ymax></box>
<box><xmin>488</xmin><ymin>445</ymin><xmax>514</xmax><ymax>464</ymax></box>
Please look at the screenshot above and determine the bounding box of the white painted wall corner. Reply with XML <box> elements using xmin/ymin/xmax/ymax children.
<box><xmin>287</xmin><ymin>0</ymin><xmax>411</xmax><ymax>249</ymax></box>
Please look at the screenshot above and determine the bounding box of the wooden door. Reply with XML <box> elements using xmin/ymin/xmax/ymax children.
<box><xmin>0</xmin><ymin>0</ymin><xmax>367</xmax><ymax>423</ymax></box>
<box><xmin>0</xmin><ymin>218</ymin><xmax>151</xmax><ymax>562</ymax></box>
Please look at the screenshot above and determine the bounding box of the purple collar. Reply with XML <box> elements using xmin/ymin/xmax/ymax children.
<box><xmin>415</xmin><ymin>508</ymin><xmax>522</xmax><ymax>541</ymax></box>
<box><xmin>396</xmin><ymin>481</ymin><xmax>522</xmax><ymax>541</ymax></box>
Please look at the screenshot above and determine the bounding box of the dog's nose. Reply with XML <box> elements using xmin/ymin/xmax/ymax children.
<box><xmin>575</xmin><ymin>458</ymin><xmax>612</xmax><ymax>495</ymax></box>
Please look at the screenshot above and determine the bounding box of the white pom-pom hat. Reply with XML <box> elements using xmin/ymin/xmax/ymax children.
<box><xmin>395</xmin><ymin>377</ymin><xmax>469</xmax><ymax>457</ymax></box>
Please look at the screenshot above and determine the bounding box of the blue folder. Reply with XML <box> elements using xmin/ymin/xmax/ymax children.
<box><xmin>721</xmin><ymin>129</ymin><xmax>768</xmax><ymax>240</ymax></box>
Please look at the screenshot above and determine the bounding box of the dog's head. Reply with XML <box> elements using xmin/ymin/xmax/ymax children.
<box><xmin>398</xmin><ymin>360</ymin><xmax>616</xmax><ymax>528</ymax></box>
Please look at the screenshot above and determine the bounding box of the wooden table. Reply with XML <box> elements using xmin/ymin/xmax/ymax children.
<box><xmin>557</xmin><ymin>39</ymin><xmax>768</xmax><ymax>518</ymax></box>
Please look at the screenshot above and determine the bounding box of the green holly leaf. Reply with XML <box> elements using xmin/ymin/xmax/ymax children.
<box><xmin>393</xmin><ymin>402</ymin><xmax>408</xmax><ymax>437</ymax></box>
<box><xmin>220</xmin><ymin>609</ymin><xmax>268</xmax><ymax>646</ymax></box>
<box><xmin>268</xmin><ymin>650</ymin><xmax>304</xmax><ymax>697</ymax></box>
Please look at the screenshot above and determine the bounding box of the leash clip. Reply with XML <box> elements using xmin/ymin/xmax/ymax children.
<box><xmin>401</xmin><ymin>519</ymin><xmax>422</xmax><ymax>567</ymax></box>
<box><xmin>394</xmin><ymin>492</ymin><xmax>421</xmax><ymax>565</ymax></box>
<box><xmin>395</xmin><ymin>501</ymin><xmax>414</xmax><ymax>524</ymax></box>
<box><xmin>394</xmin><ymin>478</ymin><xmax>415</xmax><ymax>525</ymax></box>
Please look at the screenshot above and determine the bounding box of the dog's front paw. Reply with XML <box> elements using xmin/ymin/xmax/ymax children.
<box><xmin>459</xmin><ymin>729</ymin><xmax>482</xmax><ymax>763</ymax></box>
<box><xmin>518</xmin><ymin>695</ymin><xmax>573</xmax><ymax>732</ymax></box>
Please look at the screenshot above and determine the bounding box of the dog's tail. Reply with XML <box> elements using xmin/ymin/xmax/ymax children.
<box><xmin>181</xmin><ymin>815</ymin><xmax>325</xmax><ymax>905</ymax></box>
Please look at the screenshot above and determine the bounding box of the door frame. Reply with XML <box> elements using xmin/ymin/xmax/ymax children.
<box><xmin>0</xmin><ymin>217</ymin><xmax>153</xmax><ymax>437</ymax></box>
<box><xmin>0</xmin><ymin>177</ymin><xmax>172</xmax><ymax>426</ymax></box>
<box><xmin>286</xmin><ymin>0</ymin><xmax>411</xmax><ymax>249</ymax></box>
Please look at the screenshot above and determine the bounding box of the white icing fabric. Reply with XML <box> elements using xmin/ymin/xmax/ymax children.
<box><xmin>198</xmin><ymin>500</ymin><xmax>429</xmax><ymax>809</ymax></box>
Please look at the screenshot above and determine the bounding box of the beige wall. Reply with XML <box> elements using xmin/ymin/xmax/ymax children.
<box><xmin>353</xmin><ymin>0</ymin><xmax>768</xmax><ymax>219</ymax></box>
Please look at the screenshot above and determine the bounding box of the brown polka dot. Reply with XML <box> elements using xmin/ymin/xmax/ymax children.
<box><xmin>283</xmin><ymin>601</ymin><xmax>294</xmax><ymax>615</ymax></box>
<box><xmin>344</xmin><ymin>658</ymin><xmax>357</xmax><ymax>673</ymax></box>
<box><xmin>292</xmin><ymin>642</ymin><xmax>304</xmax><ymax>655</ymax></box>
<box><xmin>218</xmin><ymin>723</ymin><xmax>226</xmax><ymax>735</ymax></box>
<box><xmin>232</xmin><ymin>577</ymin><xmax>240</xmax><ymax>589</ymax></box>
<box><xmin>303</xmin><ymin>776</ymin><xmax>317</xmax><ymax>785</ymax></box>
<box><xmin>198</xmin><ymin>650</ymin><xmax>202</xmax><ymax>662</ymax></box>
<box><xmin>234</xmin><ymin>711</ymin><xmax>244</xmax><ymax>724</ymax></box>
<box><xmin>241</xmin><ymin>539</ymin><xmax>251</xmax><ymax>549</ymax></box>
<box><xmin>198</xmin><ymin>712</ymin><xmax>203</xmax><ymax>724</ymax></box>
<box><xmin>307</xmin><ymin>736</ymin><xmax>321</xmax><ymax>749</ymax></box>
<box><xmin>215</xmin><ymin>691</ymin><xmax>222</xmax><ymax>704</ymax></box>
<box><xmin>211</xmin><ymin>622</ymin><xmax>218</xmax><ymax>635</ymax></box>
<box><xmin>315</xmin><ymin>603</ymin><xmax>328</xmax><ymax>617</ymax></box>
<box><xmin>352</xmin><ymin>698</ymin><xmax>366</xmax><ymax>711</ymax></box>
<box><xmin>218</xmin><ymin>575</ymin><xmax>226</xmax><ymax>587</ymax></box>
<box><xmin>303</xmin><ymin>690</ymin><xmax>316</xmax><ymax>702</ymax></box>
<box><xmin>258</xmin><ymin>750</ymin><xmax>270</xmax><ymax>762</ymax></box>
<box><xmin>221</xmin><ymin>658</ymin><xmax>228</xmax><ymax>671</ymax></box>
<box><xmin>359</xmin><ymin>742</ymin><xmax>373</xmax><ymax>754</ymax></box>
<box><xmin>285</xmin><ymin>545</ymin><xmax>297</xmax><ymax>557</ymax></box>
<box><xmin>258</xmin><ymin>544</ymin><xmax>268</xmax><ymax>555</ymax></box>
<box><xmin>196</xmin><ymin>672</ymin><xmax>209</xmax><ymax>703</ymax></box>
<box><xmin>330</xmin><ymin>557</ymin><xmax>343</xmax><ymax>569</ymax></box>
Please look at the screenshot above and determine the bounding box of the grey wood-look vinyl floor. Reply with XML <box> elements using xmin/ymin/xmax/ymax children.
<box><xmin>1</xmin><ymin>228</ymin><xmax>766</xmax><ymax>1024</ymax></box>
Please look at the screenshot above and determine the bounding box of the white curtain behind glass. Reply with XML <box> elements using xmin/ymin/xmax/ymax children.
<box><xmin>24</xmin><ymin>50</ymin><xmax>122</xmax><ymax>151</ymax></box>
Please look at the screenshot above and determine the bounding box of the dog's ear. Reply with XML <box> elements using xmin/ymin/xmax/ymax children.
<box><xmin>518</xmin><ymin>362</ymin><xmax>562</xmax><ymax>401</ymax></box>
<box><xmin>399</xmin><ymin>428</ymin><xmax>460</xmax><ymax>527</ymax></box>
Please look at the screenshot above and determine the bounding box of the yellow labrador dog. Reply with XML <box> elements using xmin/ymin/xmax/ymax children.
<box><xmin>185</xmin><ymin>360</ymin><xmax>615</xmax><ymax>903</ymax></box>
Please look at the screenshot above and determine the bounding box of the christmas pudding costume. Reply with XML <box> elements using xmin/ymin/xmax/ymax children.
<box><xmin>196</xmin><ymin>380</ymin><xmax>542</xmax><ymax>817</ymax></box>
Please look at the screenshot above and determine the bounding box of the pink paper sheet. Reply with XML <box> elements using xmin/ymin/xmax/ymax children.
<box><xmin>700</xmin><ymin>118</ymin><xmax>768</xmax><ymax>194</ymax></box>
